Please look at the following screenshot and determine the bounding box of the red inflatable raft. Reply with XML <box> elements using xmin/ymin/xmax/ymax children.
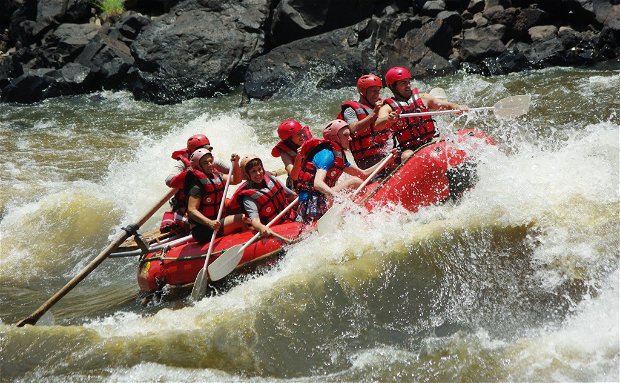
<box><xmin>126</xmin><ymin>128</ymin><xmax>494</xmax><ymax>296</ymax></box>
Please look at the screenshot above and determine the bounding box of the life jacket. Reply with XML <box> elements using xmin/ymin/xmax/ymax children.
<box><xmin>171</xmin><ymin>148</ymin><xmax>191</xmax><ymax>167</ymax></box>
<box><xmin>337</xmin><ymin>100</ymin><xmax>392</xmax><ymax>162</ymax></box>
<box><xmin>385</xmin><ymin>88</ymin><xmax>436</xmax><ymax>151</ymax></box>
<box><xmin>270</xmin><ymin>125</ymin><xmax>312</xmax><ymax>158</ymax></box>
<box><xmin>186</xmin><ymin>168</ymin><xmax>226</xmax><ymax>221</ymax></box>
<box><xmin>271</xmin><ymin>139</ymin><xmax>299</xmax><ymax>159</ymax></box>
<box><xmin>296</xmin><ymin>139</ymin><xmax>346</xmax><ymax>193</ymax></box>
<box><xmin>229</xmin><ymin>173</ymin><xmax>293</xmax><ymax>224</ymax></box>
<box><xmin>160</xmin><ymin>148</ymin><xmax>192</xmax><ymax>233</ymax></box>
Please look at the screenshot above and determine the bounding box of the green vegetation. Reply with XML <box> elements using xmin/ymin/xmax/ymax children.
<box><xmin>93</xmin><ymin>0</ymin><xmax>125</xmax><ymax>17</ymax></box>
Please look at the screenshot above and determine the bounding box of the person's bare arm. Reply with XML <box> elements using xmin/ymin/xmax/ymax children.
<box><xmin>280</xmin><ymin>151</ymin><xmax>295</xmax><ymax>176</ymax></box>
<box><xmin>374</xmin><ymin>103</ymin><xmax>398</xmax><ymax>130</ymax></box>
<box><xmin>187</xmin><ymin>195</ymin><xmax>221</xmax><ymax>231</ymax></box>
<box><xmin>348</xmin><ymin>101</ymin><xmax>382</xmax><ymax>136</ymax></box>
<box><xmin>227</xmin><ymin>153</ymin><xmax>243</xmax><ymax>185</ymax></box>
<box><xmin>313</xmin><ymin>169</ymin><xmax>337</xmax><ymax>199</ymax></box>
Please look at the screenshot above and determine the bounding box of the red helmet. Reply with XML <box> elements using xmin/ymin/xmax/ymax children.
<box><xmin>189</xmin><ymin>148</ymin><xmax>212</xmax><ymax>170</ymax></box>
<box><xmin>187</xmin><ymin>134</ymin><xmax>212</xmax><ymax>153</ymax></box>
<box><xmin>277</xmin><ymin>120</ymin><xmax>304</xmax><ymax>140</ymax></box>
<box><xmin>357</xmin><ymin>74</ymin><xmax>383</xmax><ymax>95</ymax></box>
<box><xmin>384</xmin><ymin>66</ymin><xmax>412</xmax><ymax>89</ymax></box>
<box><xmin>323</xmin><ymin>119</ymin><xmax>349</xmax><ymax>142</ymax></box>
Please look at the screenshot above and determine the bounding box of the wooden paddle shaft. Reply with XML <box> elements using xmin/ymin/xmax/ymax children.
<box><xmin>15</xmin><ymin>188</ymin><xmax>176</xmax><ymax>327</ymax></box>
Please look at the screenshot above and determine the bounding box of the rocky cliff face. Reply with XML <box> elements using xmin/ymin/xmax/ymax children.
<box><xmin>1</xmin><ymin>0</ymin><xmax>618</xmax><ymax>104</ymax></box>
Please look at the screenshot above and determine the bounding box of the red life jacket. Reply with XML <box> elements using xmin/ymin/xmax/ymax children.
<box><xmin>385</xmin><ymin>88</ymin><xmax>436</xmax><ymax>151</ymax></box>
<box><xmin>171</xmin><ymin>148</ymin><xmax>191</xmax><ymax>167</ymax></box>
<box><xmin>186</xmin><ymin>168</ymin><xmax>226</xmax><ymax>220</ymax></box>
<box><xmin>229</xmin><ymin>173</ymin><xmax>292</xmax><ymax>224</ymax></box>
<box><xmin>270</xmin><ymin>125</ymin><xmax>312</xmax><ymax>158</ymax></box>
<box><xmin>296</xmin><ymin>139</ymin><xmax>346</xmax><ymax>193</ymax></box>
<box><xmin>337</xmin><ymin>100</ymin><xmax>392</xmax><ymax>162</ymax></box>
<box><xmin>161</xmin><ymin>148</ymin><xmax>193</xmax><ymax>232</ymax></box>
<box><xmin>271</xmin><ymin>139</ymin><xmax>299</xmax><ymax>159</ymax></box>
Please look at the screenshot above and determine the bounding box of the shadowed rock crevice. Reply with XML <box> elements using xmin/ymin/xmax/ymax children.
<box><xmin>1</xmin><ymin>0</ymin><xmax>618</xmax><ymax>103</ymax></box>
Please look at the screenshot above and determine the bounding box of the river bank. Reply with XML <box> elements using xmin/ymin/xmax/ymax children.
<box><xmin>1</xmin><ymin>0</ymin><xmax>619</xmax><ymax>104</ymax></box>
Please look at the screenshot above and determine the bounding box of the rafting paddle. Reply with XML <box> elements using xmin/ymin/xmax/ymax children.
<box><xmin>317</xmin><ymin>152</ymin><xmax>395</xmax><ymax>235</ymax></box>
<box><xmin>399</xmin><ymin>94</ymin><xmax>531</xmax><ymax>120</ymax></box>
<box><xmin>15</xmin><ymin>188</ymin><xmax>176</xmax><ymax>327</ymax></box>
<box><xmin>190</xmin><ymin>162</ymin><xmax>234</xmax><ymax>301</ymax></box>
<box><xmin>207</xmin><ymin>197</ymin><xmax>299</xmax><ymax>281</ymax></box>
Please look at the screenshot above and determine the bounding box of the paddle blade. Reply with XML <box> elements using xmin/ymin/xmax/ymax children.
<box><xmin>207</xmin><ymin>244</ymin><xmax>244</xmax><ymax>281</ymax></box>
<box><xmin>493</xmin><ymin>95</ymin><xmax>530</xmax><ymax>119</ymax></box>
<box><xmin>191</xmin><ymin>268</ymin><xmax>208</xmax><ymax>301</ymax></box>
<box><xmin>317</xmin><ymin>206</ymin><xmax>344</xmax><ymax>235</ymax></box>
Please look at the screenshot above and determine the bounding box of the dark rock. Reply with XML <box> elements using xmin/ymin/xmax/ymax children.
<box><xmin>269</xmin><ymin>0</ymin><xmax>379</xmax><ymax>46</ymax></box>
<box><xmin>127</xmin><ymin>0</ymin><xmax>181</xmax><ymax>16</ymax></box>
<box><xmin>437</xmin><ymin>11</ymin><xmax>463</xmax><ymax>35</ymax></box>
<box><xmin>49</xmin><ymin>62</ymin><xmax>95</xmax><ymax>92</ymax></box>
<box><xmin>457</xmin><ymin>24</ymin><xmax>507</xmax><ymax>61</ymax></box>
<box><xmin>511</xmin><ymin>7</ymin><xmax>548</xmax><ymax>40</ymax></box>
<box><xmin>244</xmin><ymin>20</ymin><xmax>376</xmax><ymax>100</ymax></box>
<box><xmin>105</xmin><ymin>11</ymin><xmax>150</xmax><ymax>45</ymax></box>
<box><xmin>444</xmin><ymin>0</ymin><xmax>469</xmax><ymax>13</ymax></box>
<box><xmin>1</xmin><ymin>67</ymin><xmax>56</xmax><ymax>102</ymax></box>
<box><xmin>472</xmin><ymin>13</ymin><xmax>489</xmax><ymax>27</ymax></box>
<box><xmin>480</xmin><ymin>48</ymin><xmax>530</xmax><ymax>74</ymax></box>
<box><xmin>39</xmin><ymin>23</ymin><xmax>100</xmax><ymax>66</ymax></box>
<box><xmin>0</xmin><ymin>55</ymin><xmax>22</xmax><ymax>88</ymax></box>
<box><xmin>593</xmin><ymin>0</ymin><xmax>620</xmax><ymax>32</ymax></box>
<box><xmin>486</xmin><ymin>6</ymin><xmax>518</xmax><ymax>29</ymax></box>
<box><xmin>522</xmin><ymin>36</ymin><xmax>565</xmax><ymax>67</ymax></box>
<box><xmin>529</xmin><ymin>25</ymin><xmax>558</xmax><ymax>42</ymax></box>
<box><xmin>2</xmin><ymin>0</ymin><xmax>619</xmax><ymax>104</ymax></box>
<box><xmin>379</xmin><ymin>18</ymin><xmax>456</xmax><ymax>77</ymax></box>
<box><xmin>594</xmin><ymin>26</ymin><xmax>619</xmax><ymax>60</ymax></box>
<box><xmin>420</xmin><ymin>0</ymin><xmax>446</xmax><ymax>17</ymax></box>
<box><xmin>468</xmin><ymin>0</ymin><xmax>485</xmax><ymax>14</ymax></box>
<box><xmin>1</xmin><ymin>0</ymin><xmax>22</xmax><ymax>31</ymax></box>
<box><xmin>484</xmin><ymin>0</ymin><xmax>511</xmax><ymax>8</ymax></box>
<box><xmin>1</xmin><ymin>62</ymin><xmax>97</xmax><ymax>102</ymax></box>
<box><xmin>77</xmin><ymin>33</ymin><xmax>134</xmax><ymax>88</ymax></box>
<box><xmin>129</xmin><ymin>0</ymin><xmax>270</xmax><ymax>103</ymax></box>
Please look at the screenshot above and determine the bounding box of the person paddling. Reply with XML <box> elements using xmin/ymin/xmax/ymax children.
<box><xmin>186</xmin><ymin>149</ymin><xmax>248</xmax><ymax>243</ymax></box>
<box><xmin>229</xmin><ymin>155</ymin><xmax>298</xmax><ymax>237</ymax></box>
<box><xmin>296</xmin><ymin>119</ymin><xmax>396</xmax><ymax>223</ymax></box>
<box><xmin>271</xmin><ymin>119</ymin><xmax>312</xmax><ymax>190</ymax></box>
<box><xmin>338</xmin><ymin>74</ymin><xmax>394</xmax><ymax>176</ymax></box>
<box><xmin>376</xmin><ymin>66</ymin><xmax>468</xmax><ymax>162</ymax></box>
<box><xmin>162</xmin><ymin>134</ymin><xmax>230</xmax><ymax>234</ymax></box>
